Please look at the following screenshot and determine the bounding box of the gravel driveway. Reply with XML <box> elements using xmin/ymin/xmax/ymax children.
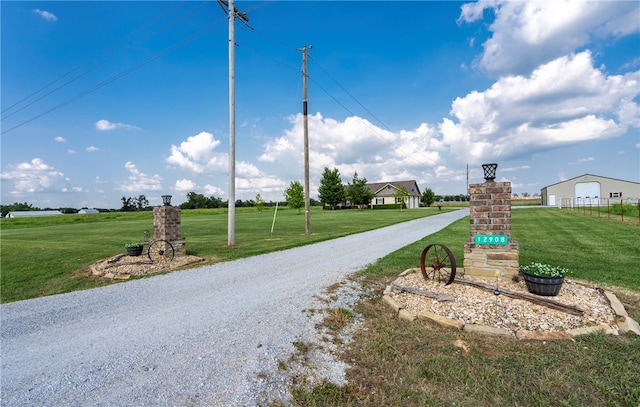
<box><xmin>1</xmin><ymin>209</ymin><xmax>468</xmax><ymax>406</ymax></box>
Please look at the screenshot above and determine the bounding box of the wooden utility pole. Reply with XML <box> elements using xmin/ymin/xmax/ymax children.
<box><xmin>227</xmin><ymin>0</ymin><xmax>236</xmax><ymax>246</ymax></box>
<box><xmin>301</xmin><ymin>45</ymin><xmax>312</xmax><ymax>235</ymax></box>
<box><xmin>219</xmin><ymin>0</ymin><xmax>249</xmax><ymax>246</ymax></box>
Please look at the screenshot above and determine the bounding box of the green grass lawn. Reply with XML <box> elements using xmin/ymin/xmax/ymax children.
<box><xmin>291</xmin><ymin>208</ymin><xmax>640</xmax><ymax>407</ymax></box>
<box><xmin>2</xmin><ymin>206</ymin><xmax>639</xmax><ymax>405</ymax></box>
<box><xmin>0</xmin><ymin>206</ymin><xmax>446</xmax><ymax>303</ymax></box>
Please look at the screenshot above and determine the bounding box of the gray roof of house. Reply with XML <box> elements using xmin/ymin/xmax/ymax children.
<box><xmin>366</xmin><ymin>180</ymin><xmax>421</xmax><ymax>196</ymax></box>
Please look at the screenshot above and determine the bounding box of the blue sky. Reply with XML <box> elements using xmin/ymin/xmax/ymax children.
<box><xmin>2</xmin><ymin>1</ymin><xmax>639</xmax><ymax>209</ymax></box>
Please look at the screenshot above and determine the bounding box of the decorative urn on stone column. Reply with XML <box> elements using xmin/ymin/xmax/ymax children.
<box><xmin>153</xmin><ymin>194</ymin><xmax>186</xmax><ymax>257</ymax></box>
<box><xmin>462</xmin><ymin>163</ymin><xmax>520</xmax><ymax>279</ymax></box>
<box><xmin>482</xmin><ymin>163</ymin><xmax>498</xmax><ymax>182</ymax></box>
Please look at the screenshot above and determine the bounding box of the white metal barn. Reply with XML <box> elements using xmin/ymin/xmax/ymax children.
<box><xmin>5</xmin><ymin>210</ymin><xmax>63</xmax><ymax>218</ymax></box>
<box><xmin>541</xmin><ymin>174</ymin><xmax>640</xmax><ymax>207</ymax></box>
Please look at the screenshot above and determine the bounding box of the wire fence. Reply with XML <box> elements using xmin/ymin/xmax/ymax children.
<box><xmin>558</xmin><ymin>198</ymin><xmax>640</xmax><ymax>225</ymax></box>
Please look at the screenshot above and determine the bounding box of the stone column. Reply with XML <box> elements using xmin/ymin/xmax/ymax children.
<box><xmin>153</xmin><ymin>205</ymin><xmax>186</xmax><ymax>257</ymax></box>
<box><xmin>463</xmin><ymin>180</ymin><xmax>519</xmax><ymax>279</ymax></box>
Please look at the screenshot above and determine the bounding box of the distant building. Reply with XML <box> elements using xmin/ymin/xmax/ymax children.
<box><xmin>366</xmin><ymin>180</ymin><xmax>422</xmax><ymax>209</ymax></box>
<box><xmin>78</xmin><ymin>208</ymin><xmax>99</xmax><ymax>214</ymax></box>
<box><xmin>541</xmin><ymin>174</ymin><xmax>640</xmax><ymax>206</ymax></box>
<box><xmin>5</xmin><ymin>210</ymin><xmax>63</xmax><ymax>218</ymax></box>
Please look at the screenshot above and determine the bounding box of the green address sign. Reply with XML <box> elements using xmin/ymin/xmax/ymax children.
<box><xmin>474</xmin><ymin>235</ymin><xmax>509</xmax><ymax>245</ymax></box>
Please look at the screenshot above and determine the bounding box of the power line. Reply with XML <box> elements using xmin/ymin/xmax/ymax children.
<box><xmin>306</xmin><ymin>54</ymin><xmax>435</xmax><ymax>167</ymax></box>
<box><xmin>308</xmin><ymin>54</ymin><xmax>393</xmax><ymax>132</ymax></box>
<box><xmin>2</xmin><ymin>0</ymin><xmax>191</xmax><ymax>116</ymax></box>
<box><xmin>2</xmin><ymin>1</ymin><xmax>276</xmax><ymax>135</ymax></box>
<box><xmin>1</xmin><ymin>16</ymin><xmax>228</xmax><ymax>136</ymax></box>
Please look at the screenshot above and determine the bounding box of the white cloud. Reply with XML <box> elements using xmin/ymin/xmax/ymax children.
<box><xmin>95</xmin><ymin>119</ymin><xmax>141</xmax><ymax>131</ymax></box>
<box><xmin>86</xmin><ymin>146</ymin><xmax>100</xmax><ymax>152</ymax></box>
<box><xmin>172</xmin><ymin>179</ymin><xmax>226</xmax><ymax>198</ymax></box>
<box><xmin>573</xmin><ymin>157</ymin><xmax>595</xmax><ymax>164</ymax></box>
<box><xmin>174</xmin><ymin>179</ymin><xmax>198</xmax><ymax>193</ymax></box>
<box><xmin>439</xmin><ymin>51</ymin><xmax>640</xmax><ymax>165</ymax></box>
<box><xmin>259</xmin><ymin>113</ymin><xmax>443</xmax><ymax>189</ymax></box>
<box><xmin>67</xmin><ymin>149</ymin><xmax>76</xmax><ymax>155</ymax></box>
<box><xmin>33</xmin><ymin>9</ymin><xmax>57</xmax><ymax>22</ymax></box>
<box><xmin>166</xmin><ymin>131</ymin><xmax>225</xmax><ymax>174</ymax></box>
<box><xmin>203</xmin><ymin>184</ymin><xmax>225</xmax><ymax>196</ymax></box>
<box><xmin>459</xmin><ymin>0</ymin><xmax>640</xmax><ymax>75</ymax></box>
<box><xmin>166</xmin><ymin>131</ymin><xmax>263</xmax><ymax>179</ymax></box>
<box><xmin>55</xmin><ymin>136</ymin><xmax>66</xmax><ymax>142</ymax></box>
<box><xmin>118</xmin><ymin>161</ymin><xmax>163</xmax><ymax>192</ymax></box>
<box><xmin>0</xmin><ymin>158</ymin><xmax>72</xmax><ymax>196</ymax></box>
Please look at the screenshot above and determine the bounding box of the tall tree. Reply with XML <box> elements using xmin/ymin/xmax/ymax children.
<box><xmin>284</xmin><ymin>181</ymin><xmax>305</xmax><ymax>214</ymax></box>
<box><xmin>421</xmin><ymin>188</ymin><xmax>436</xmax><ymax>207</ymax></box>
<box><xmin>185</xmin><ymin>192</ymin><xmax>209</xmax><ymax>208</ymax></box>
<box><xmin>346</xmin><ymin>172</ymin><xmax>374</xmax><ymax>208</ymax></box>
<box><xmin>394</xmin><ymin>185</ymin><xmax>409</xmax><ymax>211</ymax></box>
<box><xmin>255</xmin><ymin>193</ymin><xmax>265</xmax><ymax>213</ymax></box>
<box><xmin>120</xmin><ymin>196</ymin><xmax>135</xmax><ymax>212</ymax></box>
<box><xmin>318</xmin><ymin>167</ymin><xmax>345</xmax><ymax>209</ymax></box>
<box><xmin>135</xmin><ymin>195</ymin><xmax>149</xmax><ymax>211</ymax></box>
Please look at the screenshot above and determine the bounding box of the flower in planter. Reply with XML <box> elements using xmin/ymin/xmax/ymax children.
<box><xmin>519</xmin><ymin>262</ymin><xmax>569</xmax><ymax>278</ymax></box>
<box><xmin>125</xmin><ymin>242</ymin><xmax>144</xmax><ymax>256</ymax></box>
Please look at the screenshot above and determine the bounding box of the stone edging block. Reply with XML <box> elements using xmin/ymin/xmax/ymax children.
<box><xmin>604</xmin><ymin>290</ymin><xmax>640</xmax><ymax>335</ymax></box>
<box><xmin>382</xmin><ymin>269</ymin><xmax>640</xmax><ymax>340</ymax></box>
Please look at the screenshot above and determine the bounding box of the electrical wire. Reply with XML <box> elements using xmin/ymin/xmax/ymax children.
<box><xmin>1</xmin><ymin>15</ymin><xmax>228</xmax><ymax>135</ymax></box>
<box><xmin>2</xmin><ymin>1</ymin><xmax>189</xmax><ymax>116</ymax></box>
<box><xmin>1</xmin><ymin>0</ymin><xmax>275</xmax><ymax>135</ymax></box>
<box><xmin>305</xmin><ymin>54</ymin><xmax>433</xmax><ymax>167</ymax></box>
<box><xmin>308</xmin><ymin>54</ymin><xmax>393</xmax><ymax>132</ymax></box>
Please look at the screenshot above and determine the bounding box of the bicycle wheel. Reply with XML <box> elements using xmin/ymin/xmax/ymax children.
<box><xmin>148</xmin><ymin>239</ymin><xmax>175</xmax><ymax>263</ymax></box>
<box><xmin>420</xmin><ymin>243</ymin><xmax>456</xmax><ymax>285</ymax></box>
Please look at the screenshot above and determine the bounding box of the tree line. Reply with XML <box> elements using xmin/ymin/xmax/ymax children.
<box><xmin>5</xmin><ymin>169</ymin><xmax>540</xmax><ymax>217</ymax></box>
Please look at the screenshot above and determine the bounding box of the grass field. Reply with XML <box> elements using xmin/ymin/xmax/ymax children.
<box><xmin>290</xmin><ymin>208</ymin><xmax>640</xmax><ymax>406</ymax></box>
<box><xmin>0</xmin><ymin>206</ymin><xmax>447</xmax><ymax>303</ymax></box>
<box><xmin>2</xmin><ymin>207</ymin><xmax>639</xmax><ymax>406</ymax></box>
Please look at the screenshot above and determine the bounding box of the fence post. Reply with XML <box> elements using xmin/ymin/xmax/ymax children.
<box><xmin>621</xmin><ymin>199</ymin><xmax>624</xmax><ymax>222</ymax></box>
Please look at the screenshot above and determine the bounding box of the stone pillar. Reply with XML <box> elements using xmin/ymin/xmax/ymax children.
<box><xmin>463</xmin><ymin>180</ymin><xmax>519</xmax><ymax>279</ymax></box>
<box><xmin>153</xmin><ymin>205</ymin><xmax>186</xmax><ymax>257</ymax></box>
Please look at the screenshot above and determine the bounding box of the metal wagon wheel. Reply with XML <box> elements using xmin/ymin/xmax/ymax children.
<box><xmin>420</xmin><ymin>243</ymin><xmax>456</xmax><ymax>285</ymax></box>
<box><xmin>147</xmin><ymin>239</ymin><xmax>175</xmax><ymax>263</ymax></box>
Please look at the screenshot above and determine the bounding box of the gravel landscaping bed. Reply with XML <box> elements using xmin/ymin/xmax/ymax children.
<box><xmin>389</xmin><ymin>269</ymin><xmax>618</xmax><ymax>334</ymax></box>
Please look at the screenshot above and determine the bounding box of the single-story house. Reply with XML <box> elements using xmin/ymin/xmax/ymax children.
<box><xmin>366</xmin><ymin>180</ymin><xmax>422</xmax><ymax>209</ymax></box>
<box><xmin>541</xmin><ymin>174</ymin><xmax>640</xmax><ymax>206</ymax></box>
<box><xmin>5</xmin><ymin>210</ymin><xmax>63</xmax><ymax>218</ymax></box>
<box><xmin>78</xmin><ymin>208</ymin><xmax>100</xmax><ymax>214</ymax></box>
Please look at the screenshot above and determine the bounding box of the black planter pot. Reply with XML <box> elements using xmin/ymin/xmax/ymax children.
<box><xmin>126</xmin><ymin>246</ymin><xmax>143</xmax><ymax>256</ymax></box>
<box><xmin>522</xmin><ymin>272</ymin><xmax>564</xmax><ymax>296</ymax></box>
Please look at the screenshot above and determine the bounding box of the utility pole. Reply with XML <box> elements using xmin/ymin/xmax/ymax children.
<box><xmin>300</xmin><ymin>45</ymin><xmax>312</xmax><ymax>235</ymax></box>
<box><xmin>466</xmin><ymin>163</ymin><xmax>469</xmax><ymax>198</ymax></box>
<box><xmin>218</xmin><ymin>0</ymin><xmax>249</xmax><ymax>246</ymax></box>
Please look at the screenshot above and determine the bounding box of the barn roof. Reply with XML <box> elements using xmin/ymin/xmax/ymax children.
<box><xmin>6</xmin><ymin>210</ymin><xmax>63</xmax><ymax>218</ymax></box>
